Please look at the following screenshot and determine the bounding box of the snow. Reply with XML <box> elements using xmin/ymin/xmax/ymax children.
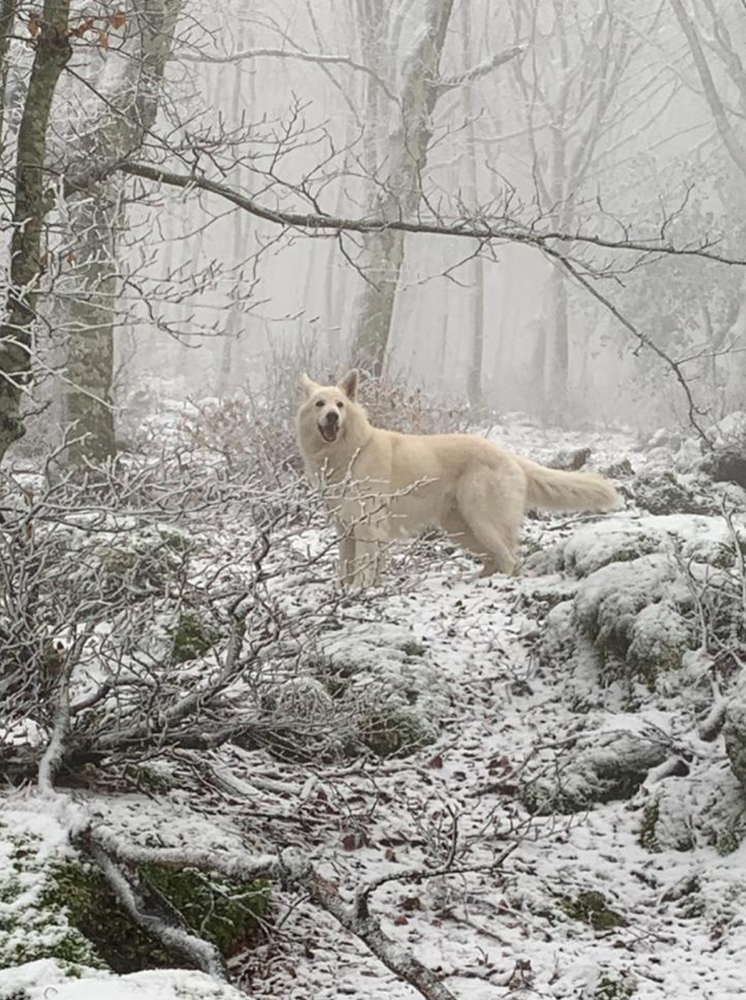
<box><xmin>2</xmin><ymin>421</ymin><xmax>746</xmax><ymax>999</ymax></box>
<box><xmin>0</xmin><ymin>962</ymin><xmax>246</xmax><ymax>1000</ymax></box>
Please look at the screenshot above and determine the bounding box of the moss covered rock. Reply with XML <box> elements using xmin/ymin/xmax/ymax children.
<box><xmin>0</xmin><ymin>811</ymin><xmax>268</xmax><ymax>975</ymax></box>
<box><xmin>92</xmin><ymin>526</ymin><xmax>192</xmax><ymax>601</ymax></box>
<box><xmin>594</xmin><ymin>970</ymin><xmax>637</xmax><ymax>999</ymax></box>
<box><xmin>520</xmin><ymin>729</ymin><xmax>670</xmax><ymax>815</ymax></box>
<box><xmin>632</xmin><ymin>468</ymin><xmax>705</xmax><ymax>515</ymax></box>
<box><xmin>637</xmin><ymin>782</ymin><xmax>694</xmax><ymax>854</ymax></box>
<box><xmin>0</xmin><ymin>820</ymin><xmax>101</xmax><ymax>973</ymax></box>
<box><xmin>557</xmin><ymin>889</ymin><xmax>627</xmax><ymax>932</ymax></box>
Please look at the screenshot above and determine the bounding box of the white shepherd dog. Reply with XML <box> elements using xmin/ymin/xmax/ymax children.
<box><xmin>297</xmin><ymin>370</ymin><xmax>619</xmax><ymax>588</ymax></box>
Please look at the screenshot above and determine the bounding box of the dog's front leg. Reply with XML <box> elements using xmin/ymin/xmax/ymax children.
<box><xmin>336</xmin><ymin>522</ymin><xmax>356</xmax><ymax>589</ymax></box>
<box><xmin>351</xmin><ymin>525</ymin><xmax>383</xmax><ymax>589</ymax></box>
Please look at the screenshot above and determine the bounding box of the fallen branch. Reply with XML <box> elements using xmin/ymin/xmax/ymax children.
<box><xmin>80</xmin><ymin>825</ymin><xmax>459</xmax><ymax>1000</ymax></box>
<box><xmin>88</xmin><ymin>842</ymin><xmax>227</xmax><ymax>980</ymax></box>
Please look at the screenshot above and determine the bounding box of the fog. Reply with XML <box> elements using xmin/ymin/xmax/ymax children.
<box><xmin>111</xmin><ymin>0</ymin><xmax>744</xmax><ymax>432</ymax></box>
<box><xmin>3</xmin><ymin>0</ymin><xmax>746</xmax><ymax>457</ymax></box>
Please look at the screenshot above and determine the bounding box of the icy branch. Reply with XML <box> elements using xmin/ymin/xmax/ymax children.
<box><xmin>435</xmin><ymin>44</ymin><xmax>526</xmax><ymax>91</ymax></box>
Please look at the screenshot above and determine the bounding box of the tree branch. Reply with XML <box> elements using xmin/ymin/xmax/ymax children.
<box><xmin>176</xmin><ymin>46</ymin><xmax>398</xmax><ymax>103</ymax></box>
<box><xmin>88</xmin><ymin>842</ymin><xmax>228</xmax><ymax>980</ymax></box>
<box><xmin>546</xmin><ymin>246</ymin><xmax>713</xmax><ymax>447</ymax></box>
<box><xmin>435</xmin><ymin>44</ymin><xmax>526</xmax><ymax>91</ymax></box>
<box><xmin>81</xmin><ymin>826</ymin><xmax>459</xmax><ymax>1000</ymax></box>
<box><xmin>114</xmin><ymin>159</ymin><xmax>746</xmax><ymax>266</ymax></box>
<box><xmin>669</xmin><ymin>0</ymin><xmax>746</xmax><ymax>180</ymax></box>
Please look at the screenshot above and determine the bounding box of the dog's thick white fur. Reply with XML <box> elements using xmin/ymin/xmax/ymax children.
<box><xmin>297</xmin><ymin>369</ymin><xmax>620</xmax><ymax>588</ymax></box>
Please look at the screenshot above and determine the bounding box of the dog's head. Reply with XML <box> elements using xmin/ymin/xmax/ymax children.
<box><xmin>299</xmin><ymin>369</ymin><xmax>359</xmax><ymax>444</ymax></box>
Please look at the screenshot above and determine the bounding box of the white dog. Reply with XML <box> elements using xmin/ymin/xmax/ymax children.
<box><xmin>297</xmin><ymin>370</ymin><xmax>619</xmax><ymax>588</ymax></box>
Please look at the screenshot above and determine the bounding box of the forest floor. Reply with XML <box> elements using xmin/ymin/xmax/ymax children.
<box><xmin>1</xmin><ymin>417</ymin><xmax>744</xmax><ymax>1000</ymax></box>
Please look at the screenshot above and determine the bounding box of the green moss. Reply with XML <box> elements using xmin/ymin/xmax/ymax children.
<box><xmin>170</xmin><ymin>611</ymin><xmax>219</xmax><ymax>665</ymax></box>
<box><xmin>716</xmin><ymin>826</ymin><xmax>743</xmax><ymax>856</ymax></box>
<box><xmin>400</xmin><ymin>640</ymin><xmax>426</xmax><ymax>658</ymax></box>
<box><xmin>639</xmin><ymin>802</ymin><xmax>661</xmax><ymax>853</ymax></box>
<box><xmin>595</xmin><ymin>971</ymin><xmax>637</xmax><ymax>999</ymax></box>
<box><xmin>141</xmin><ymin>865</ymin><xmax>269</xmax><ymax>956</ymax></box>
<box><xmin>40</xmin><ymin>860</ymin><xmax>169</xmax><ymax>973</ymax></box>
<box><xmin>0</xmin><ymin>827</ymin><xmax>102</xmax><ymax>971</ymax></box>
<box><xmin>38</xmin><ymin>858</ymin><xmax>270</xmax><ymax>973</ymax></box>
<box><xmin>94</xmin><ymin>527</ymin><xmax>193</xmax><ymax>600</ymax></box>
<box><xmin>558</xmin><ymin>890</ymin><xmax>627</xmax><ymax>932</ymax></box>
<box><xmin>118</xmin><ymin>762</ymin><xmax>178</xmax><ymax>794</ymax></box>
<box><xmin>359</xmin><ymin>707</ymin><xmax>435</xmax><ymax>758</ymax></box>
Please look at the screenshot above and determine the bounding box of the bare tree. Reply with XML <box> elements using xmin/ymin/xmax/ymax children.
<box><xmin>348</xmin><ymin>0</ymin><xmax>521</xmax><ymax>377</ymax></box>
<box><xmin>506</xmin><ymin>0</ymin><xmax>643</xmax><ymax>421</ymax></box>
<box><xmin>0</xmin><ymin>0</ymin><xmax>72</xmax><ymax>465</ymax></box>
<box><xmin>60</xmin><ymin>0</ymin><xmax>183</xmax><ymax>467</ymax></box>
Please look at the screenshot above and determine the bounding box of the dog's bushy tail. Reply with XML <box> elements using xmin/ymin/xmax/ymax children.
<box><xmin>518</xmin><ymin>458</ymin><xmax>620</xmax><ymax>513</ymax></box>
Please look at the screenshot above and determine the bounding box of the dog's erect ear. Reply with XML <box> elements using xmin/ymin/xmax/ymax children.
<box><xmin>300</xmin><ymin>373</ymin><xmax>320</xmax><ymax>397</ymax></box>
<box><xmin>337</xmin><ymin>369</ymin><xmax>359</xmax><ymax>401</ymax></box>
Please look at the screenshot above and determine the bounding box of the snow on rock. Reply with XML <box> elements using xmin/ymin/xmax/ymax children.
<box><xmin>632</xmin><ymin>467</ymin><xmax>708</xmax><ymax>515</ymax></box>
<box><xmin>520</xmin><ymin>725</ymin><xmax>672</xmax><ymax>815</ymax></box>
<box><xmin>0</xmin><ymin>808</ymin><xmax>100</xmax><ymax>972</ymax></box>
<box><xmin>0</xmin><ymin>962</ymin><xmax>246</xmax><ymax>1000</ymax></box>
<box><xmin>536</xmin><ymin>512</ymin><xmax>743</xmax><ymax>707</ymax></box>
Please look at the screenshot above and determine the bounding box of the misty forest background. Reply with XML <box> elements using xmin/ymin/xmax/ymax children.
<box><xmin>3</xmin><ymin>0</ymin><xmax>746</xmax><ymax>457</ymax></box>
<box><xmin>4</xmin><ymin>3</ymin><xmax>746</xmax><ymax>1000</ymax></box>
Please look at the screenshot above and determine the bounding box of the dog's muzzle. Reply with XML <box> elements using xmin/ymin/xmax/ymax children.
<box><xmin>319</xmin><ymin>411</ymin><xmax>339</xmax><ymax>442</ymax></box>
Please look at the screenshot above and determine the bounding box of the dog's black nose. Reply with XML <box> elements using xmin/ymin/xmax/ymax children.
<box><xmin>325</xmin><ymin>410</ymin><xmax>339</xmax><ymax>425</ymax></box>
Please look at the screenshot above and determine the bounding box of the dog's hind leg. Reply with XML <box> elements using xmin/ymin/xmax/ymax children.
<box><xmin>455</xmin><ymin>467</ymin><xmax>526</xmax><ymax>576</ymax></box>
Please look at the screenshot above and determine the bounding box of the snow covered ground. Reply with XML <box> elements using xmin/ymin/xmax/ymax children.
<box><xmin>2</xmin><ymin>418</ymin><xmax>745</xmax><ymax>1000</ymax></box>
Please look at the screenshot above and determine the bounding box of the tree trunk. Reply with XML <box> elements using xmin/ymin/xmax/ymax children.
<box><xmin>350</xmin><ymin>228</ymin><xmax>407</xmax><ymax>376</ymax></box>
<box><xmin>546</xmin><ymin>261</ymin><xmax>569</xmax><ymax>424</ymax></box>
<box><xmin>461</xmin><ymin>1</ymin><xmax>484</xmax><ymax>409</ymax></box>
<box><xmin>0</xmin><ymin>0</ymin><xmax>71</xmax><ymax>464</ymax></box>
<box><xmin>61</xmin><ymin>0</ymin><xmax>182</xmax><ymax>467</ymax></box>
<box><xmin>62</xmin><ymin>187</ymin><xmax>120</xmax><ymax>465</ymax></box>
<box><xmin>0</xmin><ymin>0</ymin><xmax>16</xmax><ymax>157</ymax></box>
<box><xmin>349</xmin><ymin>0</ymin><xmax>455</xmax><ymax>376</ymax></box>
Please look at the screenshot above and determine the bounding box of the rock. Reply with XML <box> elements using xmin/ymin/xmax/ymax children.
<box><xmin>560</xmin><ymin>520</ymin><xmax>667</xmax><ymax>578</ymax></box>
<box><xmin>601</xmin><ymin>457</ymin><xmax>634</xmax><ymax>478</ymax></box>
<box><xmin>632</xmin><ymin>468</ymin><xmax>705</xmax><ymax>515</ymax></box>
<box><xmin>547</xmin><ymin>447</ymin><xmax>592</xmax><ymax>471</ymax></box>
<box><xmin>0</xmin><ymin>811</ymin><xmax>268</xmax><ymax>974</ymax></box>
<box><xmin>520</xmin><ymin>728</ymin><xmax>671</xmax><ymax>815</ymax></box>
<box><xmin>573</xmin><ymin>555</ymin><xmax>684</xmax><ymax>668</ymax></box>
<box><xmin>625</xmin><ymin>601</ymin><xmax>691</xmax><ymax>687</ymax></box>
<box><xmin>648</xmin><ymin>427</ymin><xmax>683</xmax><ymax>452</ymax></box>
<box><xmin>725</xmin><ymin>696</ymin><xmax>746</xmax><ymax>790</ymax></box>
<box><xmin>638</xmin><ymin>780</ymin><xmax>695</xmax><ymax>853</ymax></box>
<box><xmin>557</xmin><ymin>889</ymin><xmax>627</xmax><ymax>932</ymax></box>
<box><xmin>710</xmin><ymin>451</ymin><xmax>746</xmax><ymax>490</ymax></box>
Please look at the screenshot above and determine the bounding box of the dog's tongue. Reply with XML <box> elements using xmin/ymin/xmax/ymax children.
<box><xmin>320</xmin><ymin>424</ymin><xmax>338</xmax><ymax>442</ymax></box>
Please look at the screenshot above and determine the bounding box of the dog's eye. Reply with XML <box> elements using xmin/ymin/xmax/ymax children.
<box><xmin>336</xmin><ymin>401</ymin><xmax>344</xmax><ymax>409</ymax></box>
<box><xmin>315</xmin><ymin>399</ymin><xmax>325</xmax><ymax>408</ymax></box>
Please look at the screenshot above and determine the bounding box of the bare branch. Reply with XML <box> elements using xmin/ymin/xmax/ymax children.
<box><xmin>435</xmin><ymin>44</ymin><xmax>526</xmax><ymax>91</ymax></box>
<box><xmin>114</xmin><ymin>160</ymin><xmax>746</xmax><ymax>267</ymax></box>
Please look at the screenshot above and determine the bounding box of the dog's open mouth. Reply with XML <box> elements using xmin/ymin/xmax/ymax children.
<box><xmin>319</xmin><ymin>423</ymin><xmax>339</xmax><ymax>442</ymax></box>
